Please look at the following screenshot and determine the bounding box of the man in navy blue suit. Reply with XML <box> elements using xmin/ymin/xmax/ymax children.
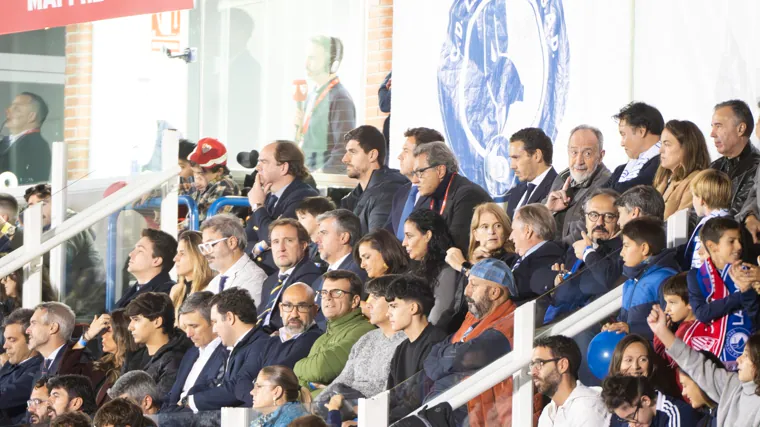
<box><xmin>0</xmin><ymin>309</ymin><xmax>42</xmax><ymax>425</ymax></box>
<box><xmin>182</xmin><ymin>288</ymin><xmax>269</xmax><ymax>410</ymax></box>
<box><xmin>246</xmin><ymin>140</ymin><xmax>319</xmax><ymax>274</ymax></box>
<box><xmin>163</xmin><ymin>292</ymin><xmax>227</xmax><ymax>413</ymax></box>
<box><xmin>505</xmin><ymin>127</ymin><xmax>558</xmax><ymax>220</ymax></box>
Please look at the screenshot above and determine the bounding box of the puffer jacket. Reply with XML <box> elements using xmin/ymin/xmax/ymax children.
<box><xmin>711</xmin><ymin>142</ymin><xmax>760</xmax><ymax>220</ymax></box>
<box><xmin>341</xmin><ymin>167</ymin><xmax>409</xmax><ymax>234</ymax></box>
<box><xmin>124</xmin><ymin>328</ymin><xmax>192</xmax><ymax>403</ymax></box>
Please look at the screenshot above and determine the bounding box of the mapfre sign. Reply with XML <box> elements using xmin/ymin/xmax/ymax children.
<box><xmin>0</xmin><ymin>0</ymin><xmax>194</xmax><ymax>35</ymax></box>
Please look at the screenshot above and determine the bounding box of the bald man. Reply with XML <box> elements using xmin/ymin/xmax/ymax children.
<box><xmin>1</xmin><ymin>93</ymin><xmax>52</xmax><ymax>184</ymax></box>
<box><xmin>253</xmin><ymin>283</ymin><xmax>323</xmax><ymax>373</ymax></box>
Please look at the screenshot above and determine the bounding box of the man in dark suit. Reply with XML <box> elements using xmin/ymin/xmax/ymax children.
<box><xmin>340</xmin><ymin>125</ymin><xmax>409</xmax><ymax>234</ymax></box>
<box><xmin>312</xmin><ymin>209</ymin><xmax>368</xmax><ymax>329</ymax></box>
<box><xmin>603</xmin><ymin>102</ymin><xmax>664</xmax><ymax>193</ymax></box>
<box><xmin>385</xmin><ymin>127</ymin><xmax>445</xmax><ymax>241</ymax></box>
<box><xmin>183</xmin><ymin>288</ymin><xmax>269</xmax><ymax>410</ymax></box>
<box><xmin>246</xmin><ymin>140</ymin><xmax>319</xmax><ymax>275</ymax></box>
<box><xmin>413</xmin><ymin>142</ymin><xmax>493</xmax><ymax>253</ymax></box>
<box><xmin>257</xmin><ymin>219</ymin><xmax>322</xmax><ymax>334</ymax></box>
<box><xmin>0</xmin><ymin>309</ymin><xmax>43</xmax><ymax>425</ymax></box>
<box><xmin>1</xmin><ymin>92</ymin><xmax>51</xmax><ymax>185</ymax></box>
<box><xmin>163</xmin><ymin>292</ymin><xmax>227</xmax><ymax>412</ymax></box>
<box><xmin>115</xmin><ymin>229</ymin><xmax>177</xmax><ymax>309</ymax></box>
<box><xmin>505</xmin><ymin>127</ymin><xmax>558</xmax><ymax>219</ymax></box>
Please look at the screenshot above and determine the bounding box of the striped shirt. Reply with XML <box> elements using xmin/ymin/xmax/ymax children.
<box><xmin>619</xmin><ymin>141</ymin><xmax>662</xmax><ymax>182</ymax></box>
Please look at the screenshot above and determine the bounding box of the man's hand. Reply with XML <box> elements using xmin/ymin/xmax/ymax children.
<box><xmin>247</xmin><ymin>173</ymin><xmax>271</xmax><ymax>207</ymax></box>
<box><xmin>546</xmin><ymin>177</ymin><xmax>572</xmax><ymax>212</ymax></box>
<box><xmin>552</xmin><ymin>263</ymin><xmax>567</xmax><ymax>286</ymax></box>
<box><xmin>445</xmin><ymin>248</ymin><xmax>467</xmax><ymax>272</ymax></box>
<box><xmin>325</xmin><ymin>394</ymin><xmax>344</xmax><ymax>412</ymax></box>
<box><xmin>746</xmin><ymin>215</ymin><xmax>760</xmax><ymax>244</ymax></box>
<box><xmin>602</xmin><ymin>322</ymin><xmax>630</xmax><ymax>334</ymax></box>
<box><xmin>572</xmin><ymin>231</ymin><xmax>594</xmax><ymax>260</ymax></box>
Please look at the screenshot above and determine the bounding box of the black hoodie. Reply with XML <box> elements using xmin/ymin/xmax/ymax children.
<box><xmin>123</xmin><ymin>328</ymin><xmax>192</xmax><ymax>403</ymax></box>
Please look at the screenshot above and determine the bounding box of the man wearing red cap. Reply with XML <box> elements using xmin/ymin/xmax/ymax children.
<box><xmin>187</xmin><ymin>138</ymin><xmax>241</xmax><ymax>223</ymax></box>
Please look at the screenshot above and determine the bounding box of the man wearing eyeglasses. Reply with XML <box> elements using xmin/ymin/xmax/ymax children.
<box><xmin>0</xmin><ymin>308</ymin><xmax>42</xmax><ymax>425</ymax></box>
<box><xmin>601</xmin><ymin>375</ymin><xmax>696</xmax><ymax>427</ymax></box>
<box><xmin>294</xmin><ymin>270</ymin><xmax>375</xmax><ymax>398</ymax></box>
<box><xmin>26</xmin><ymin>376</ymin><xmax>50</xmax><ymax>424</ymax></box>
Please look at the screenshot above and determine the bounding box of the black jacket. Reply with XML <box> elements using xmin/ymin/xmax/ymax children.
<box><xmin>115</xmin><ymin>271</ymin><xmax>175</xmax><ymax>309</ymax></box>
<box><xmin>0</xmin><ymin>354</ymin><xmax>42</xmax><ymax>425</ymax></box>
<box><xmin>416</xmin><ymin>173</ymin><xmax>494</xmax><ymax>253</ymax></box>
<box><xmin>258</xmin><ymin>257</ymin><xmax>324</xmax><ymax>334</ymax></box>
<box><xmin>33</xmin><ymin>341</ymin><xmax>95</xmax><ymax>385</ymax></box>
<box><xmin>341</xmin><ymin>167</ymin><xmax>409</xmax><ymax>234</ymax></box>
<box><xmin>257</xmin><ymin>324</ymin><xmax>322</xmax><ymax>373</ymax></box>
<box><xmin>385</xmin><ymin>182</ymin><xmax>413</xmax><ymax>238</ymax></box>
<box><xmin>710</xmin><ymin>142</ymin><xmax>760</xmax><ymax>218</ymax></box>
<box><xmin>510</xmin><ymin>241</ymin><xmax>565</xmax><ymax>304</ymax></box>
<box><xmin>0</xmin><ymin>131</ymin><xmax>51</xmax><ymax>185</ymax></box>
<box><xmin>124</xmin><ymin>329</ymin><xmax>193</xmax><ymax>404</ymax></box>
<box><xmin>604</xmin><ymin>155</ymin><xmax>660</xmax><ymax>194</ymax></box>
<box><xmin>163</xmin><ymin>343</ymin><xmax>227</xmax><ymax>410</ymax></box>
<box><xmin>505</xmin><ymin>167</ymin><xmax>558</xmax><ymax>219</ymax></box>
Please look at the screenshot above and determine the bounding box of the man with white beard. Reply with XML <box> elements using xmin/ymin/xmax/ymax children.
<box><xmin>546</xmin><ymin>125</ymin><xmax>611</xmax><ymax>242</ymax></box>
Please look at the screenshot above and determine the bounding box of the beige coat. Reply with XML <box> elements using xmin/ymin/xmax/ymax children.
<box><xmin>656</xmin><ymin>170</ymin><xmax>701</xmax><ymax>220</ymax></box>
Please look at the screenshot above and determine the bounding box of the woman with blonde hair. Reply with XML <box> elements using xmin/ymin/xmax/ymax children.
<box><xmin>170</xmin><ymin>230</ymin><xmax>214</xmax><ymax>325</ymax></box>
<box><xmin>653</xmin><ymin>119</ymin><xmax>711</xmax><ymax>220</ymax></box>
<box><xmin>444</xmin><ymin>202</ymin><xmax>516</xmax><ymax>274</ymax></box>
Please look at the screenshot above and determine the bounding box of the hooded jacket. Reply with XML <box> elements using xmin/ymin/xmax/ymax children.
<box><xmin>124</xmin><ymin>328</ymin><xmax>193</xmax><ymax>403</ymax></box>
<box><xmin>341</xmin><ymin>166</ymin><xmax>409</xmax><ymax>234</ymax></box>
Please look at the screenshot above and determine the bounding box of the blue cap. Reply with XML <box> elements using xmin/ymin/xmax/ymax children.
<box><xmin>469</xmin><ymin>258</ymin><xmax>518</xmax><ymax>297</ymax></box>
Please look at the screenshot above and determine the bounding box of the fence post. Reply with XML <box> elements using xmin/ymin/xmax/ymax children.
<box><xmin>22</xmin><ymin>203</ymin><xmax>44</xmax><ymax>308</ymax></box>
<box><xmin>358</xmin><ymin>390</ymin><xmax>389</xmax><ymax>426</ymax></box>
<box><xmin>49</xmin><ymin>141</ymin><xmax>68</xmax><ymax>300</ymax></box>
<box><xmin>511</xmin><ymin>300</ymin><xmax>536</xmax><ymax>427</ymax></box>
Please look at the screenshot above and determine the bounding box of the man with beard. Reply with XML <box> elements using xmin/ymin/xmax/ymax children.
<box><xmin>27</xmin><ymin>377</ymin><xmax>51</xmax><ymax>424</ymax></box>
<box><xmin>340</xmin><ymin>125</ymin><xmax>408</xmax><ymax>234</ymax></box>
<box><xmin>532</xmin><ymin>335</ymin><xmax>609</xmax><ymax>426</ymax></box>
<box><xmin>545</xmin><ymin>125</ymin><xmax>611</xmax><ymax>242</ymax></box>
<box><xmin>423</xmin><ymin>258</ymin><xmax>541</xmax><ymax>427</ymax></box>
<box><xmin>46</xmin><ymin>375</ymin><xmax>97</xmax><ymax>420</ymax></box>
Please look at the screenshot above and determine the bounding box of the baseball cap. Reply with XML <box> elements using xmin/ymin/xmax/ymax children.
<box><xmin>188</xmin><ymin>137</ymin><xmax>228</xmax><ymax>169</ymax></box>
<box><xmin>469</xmin><ymin>258</ymin><xmax>518</xmax><ymax>297</ymax></box>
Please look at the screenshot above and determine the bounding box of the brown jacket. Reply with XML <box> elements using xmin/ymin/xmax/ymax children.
<box><xmin>656</xmin><ymin>170</ymin><xmax>700</xmax><ymax>220</ymax></box>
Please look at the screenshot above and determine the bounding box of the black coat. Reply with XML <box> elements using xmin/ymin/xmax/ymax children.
<box><xmin>124</xmin><ymin>329</ymin><xmax>193</xmax><ymax>404</ymax></box>
<box><xmin>257</xmin><ymin>324</ymin><xmax>322</xmax><ymax>373</ymax></box>
<box><xmin>604</xmin><ymin>155</ymin><xmax>660</xmax><ymax>194</ymax></box>
<box><xmin>313</xmin><ymin>255</ymin><xmax>368</xmax><ymax>330</ymax></box>
<box><xmin>416</xmin><ymin>174</ymin><xmax>494</xmax><ymax>253</ymax></box>
<box><xmin>0</xmin><ymin>354</ymin><xmax>42</xmax><ymax>425</ymax></box>
<box><xmin>341</xmin><ymin>167</ymin><xmax>409</xmax><ymax>234</ymax></box>
<box><xmin>505</xmin><ymin>167</ymin><xmax>558</xmax><ymax>219</ymax></box>
<box><xmin>385</xmin><ymin>182</ymin><xmax>413</xmax><ymax>238</ymax></box>
<box><xmin>192</xmin><ymin>327</ymin><xmax>270</xmax><ymax>410</ymax></box>
<box><xmin>258</xmin><ymin>257</ymin><xmax>323</xmax><ymax>334</ymax></box>
<box><xmin>33</xmin><ymin>341</ymin><xmax>95</xmax><ymax>385</ymax></box>
<box><xmin>0</xmin><ymin>131</ymin><xmax>51</xmax><ymax>185</ymax></box>
<box><xmin>115</xmin><ymin>271</ymin><xmax>175</xmax><ymax>309</ymax></box>
<box><xmin>510</xmin><ymin>241</ymin><xmax>565</xmax><ymax>304</ymax></box>
<box><xmin>710</xmin><ymin>142</ymin><xmax>760</xmax><ymax>218</ymax></box>
<box><xmin>163</xmin><ymin>343</ymin><xmax>227</xmax><ymax>410</ymax></box>
<box><xmin>301</xmin><ymin>78</ymin><xmax>356</xmax><ymax>174</ymax></box>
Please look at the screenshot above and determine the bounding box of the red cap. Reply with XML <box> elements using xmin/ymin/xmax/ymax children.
<box><xmin>189</xmin><ymin>138</ymin><xmax>228</xmax><ymax>168</ymax></box>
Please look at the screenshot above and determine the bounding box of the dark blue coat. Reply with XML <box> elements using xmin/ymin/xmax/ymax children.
<box><xmin>384</xmin><ymin>182</ymin><xmax>413</xmax><ymax>238</ymax></box>
<box><xmin>163</xmin><ymin>343</ymin><xmax>227</xmax><ymax>410</ymax></box>
<box><xmin>257</xmin><ymin>324</ymin><xmax>322</xmax><ymax>373</ymax></box>
<box><xmin>313</xmin><ymin>256</ymin><xmax>368</xmax><ymax>330</ymax></box>
<box><xmin>603</xmin><ymin>155</ymin><xmax>660</xmax><ymax>194</ymax></box>
<box><xmin>505</xmin><ymin>167</ymin><xmax>558</xmax><ymax>219</ymax></box>
<box><xmin>0</xmin><ymin>354</ymin><xmax>42</xmax><ymax>425</ymax></box>
<box><xmin>258</xmin><ymin>257</ymin><xmax>324</xmax><ymax>334</ymax></box>
<box><xmin>341</xmin><ymin>167</ymin><xmax>409</xmax><ymax>234</ymax></box>
<box><xmin>191</xmin><ymin>327</ymin><xmax>270</xmax><ymax>410</ymax></box>
<box><xmin>115</xmin><ymin>271</ymin><xmax>175</xmax><ymax>309</ymax></box>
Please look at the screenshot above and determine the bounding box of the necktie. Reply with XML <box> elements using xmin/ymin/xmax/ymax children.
<box><xmin>512</xmin><ymin>257</ymin><xmax>523</xmax><ymax>271</ymax></box>
<box><xmin>397</xmin><ymin>186</ymin><xmax>419</xmax><ymax>240</ymax></box>
<box><xmin>218</xmin><ymin>275</ymin><xmax>229</xmax><ymax>292</ymax></box>
<box><xmin>41</xmin><ymin>359</ymin><xmax>52</xmax><ymax>376</ymax></box>
<box><xmin>521</xmin><ymin>183</ymin><xmax>537</xmax><ymax>206</ymax></box>
<box><xmin>257</xmin><ymin>274</ymin><xmax>289</xmax><ymax>326</ymax></box>
<box><xmin>266</xmin><ymin>194</ymin><xmax>279</xmax><ymax>213</ymax></box>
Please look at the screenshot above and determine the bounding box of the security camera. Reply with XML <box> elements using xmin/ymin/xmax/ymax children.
<box><xmin>161</xmin><ymin>46</ymin><xmax>198</xmax><ymax>64</ymax></box>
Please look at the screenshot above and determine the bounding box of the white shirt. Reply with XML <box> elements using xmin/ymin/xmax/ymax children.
<box><xmin>208</xmin><ymin>254</ymin><xmax>267</xmax><ymax>306</ymax></box>
<box><xmin>619</xmin><ymin>141</ymin><xmax>661</xmax><ymax>183</ymax></box>
<box><xmin>181</xmin><ymin>337</ymin><xmax>222</xmax><ymax>399</ymax></box>
<box><xmin>538</xmin><ymin>382</ymin><xmax>610</xmax><ymax>427</ymax></box>
<box><xmin>328</xmin><ymin>253</ymin><xmax>351</xmax><ymax>271</ymax></box>
<box><xmin>45</xmin><ymin>344</ymin><xmax>65</xmax><ymax>368</ymax></box>
<box><xmin>517</xmin><ymin>167</ymin><xmax>553</xmax><ymax>209</ymax></box>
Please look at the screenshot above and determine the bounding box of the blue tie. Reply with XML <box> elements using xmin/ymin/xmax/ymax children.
<box><xmin>218</xmin><ymin>276</ymin><xmax>228</xmax><ymax>292</ymax></box>
<box><xmin>521</xmin><ymin>183</ymin><xmax>537</xmax><ymax>207</ymax></box>
<box><xmin>266</xmin><ymin>194</ymin><xmax>278</xmax><ymax>213</ymax></box>
<box><xmin>397</xmin><ymin>185</ymin><xmax>419</xmax><ymax>240</ymax></box>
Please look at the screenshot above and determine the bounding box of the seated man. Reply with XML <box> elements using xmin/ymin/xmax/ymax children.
<box><xmin>0</xmin><ymin>308</ymin><xmax>42</xmax><ymax>425</ymax></box>
<box><xmin>506</xmin><ymin>127</ymin><xmax>558</xmax><ymax>219</ymax></box>
<box><xmin>532</xmin><ymin>335</ymin><xmax>609</xmax><ymax>426</ymax></box>
<box><xmin>46</xmin><ymin>375</ymin><xmax>97</xmax><ymax>420</ymax></box>
<box><xmin>27</xmin><ymin>302</ymin><xmax>93</xmax><ymax>383</ymax></box>
<box><xmin>295</xmin><ymin>196</ymin><xmax>336</xmax><ymax>265</ymax></box>
<box><xmin>116</xmin><ymin>228</ymin><xmax>178</xmax><ymax>309</ymax></box>
<box><xmin>201</xmin><ymin>214</ymin><xmax>267</xmax><ymax>303</ymax></box>
<box><xmin>294</xmin><ymin>270</ymin><xmax>375</xmax><ymax>398</ymax></box>
<box><xmin>125</xmin><ymin>292</ymin><xmax>192</xmax><ymax>399</ymax></box>
<box><xmin>164</xmin><ymin>292</ymin><xmax>227</xmax><ymax>412</ymax></box>
<box><xmin>108</xmin><ymin>370</ymin><xmax>160</xmax><ymax>415</ymax></box>
<box><xmin>188</xmin><ymin>288</ymin><xmax>269</xmax><ymax>410</ymax></box>
<box><xmin>27</xmin><ymin>377</ymin><xmax>51</xmax><ymax>425</ymax></box>
<box><xmin>601</xmin><ymin>375</ymin><xmax>696</xmax><ymax>427</ymax></box>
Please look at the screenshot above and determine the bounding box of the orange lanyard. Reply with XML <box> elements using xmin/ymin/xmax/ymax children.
<box><xmin>301</xmin><ymin>78</ymin><xmax>340</xmax><ymax>134</ymax></box>
<box><xmin>429</xmin><ymin>172</ymin><xmax>456</xmax><ymax>215</ymax></box>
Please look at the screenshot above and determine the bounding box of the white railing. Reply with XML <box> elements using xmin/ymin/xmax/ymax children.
<box><xmin>358</xmin><ymin>209</ymin><xmax>691</xmax><ymax>425</ymax></box>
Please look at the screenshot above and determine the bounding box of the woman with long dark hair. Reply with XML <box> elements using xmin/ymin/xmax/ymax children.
<box><xmin>607</xmin><ymin>334</ymin><xmax>681</xmax><ymax>400</ymax></box>
<box><xmin>353</xmin><ymin>229</ymin><xmax>409</xmax><ymax>279</ymax></box>
<box><xmin>0</xmin><ymin>267</ymin><xmax>57</xmax><ymax>316</ymax></box>
<box><xmin>402</xmin><ymin>209</ymin><xmax>464</xmax><ymax>332</ymax></box>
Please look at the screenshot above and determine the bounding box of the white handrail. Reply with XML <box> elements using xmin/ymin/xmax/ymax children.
<box><xmin>0</xmin><ymin>167</ymin><xmax>179</xmax><ymax>279</ymax></box>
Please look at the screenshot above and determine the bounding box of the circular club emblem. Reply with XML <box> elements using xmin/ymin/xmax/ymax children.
<box><xmin>726</xmin><ymin>327</ymin><xmax>750</xmax><ymax>359</ymax></box>
<box><xmin>438</xmin><ymin>0</ymin><xmax>570</xmax><ymax>201</ymax></box>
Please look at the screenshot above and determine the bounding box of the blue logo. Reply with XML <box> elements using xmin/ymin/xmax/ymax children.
<box><xmin>438</xmin><ymin>0</ymin><xmax>570</xmax><ymax>201</ymax></box>
<box><xmin>726</xmin><ymin>327</ymin><xmax>750</xmax><ymax>360</ymax></box>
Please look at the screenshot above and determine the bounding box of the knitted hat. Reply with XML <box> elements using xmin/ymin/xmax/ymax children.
<box><xmin>470</xmin><ymin>258</ymin><xmax>518</xmax><ymax>297</ymax></box>
<box><xmin>189</xmin><ymin>138</ymin><xmax>227</xmax><ymax>168</ymax></box>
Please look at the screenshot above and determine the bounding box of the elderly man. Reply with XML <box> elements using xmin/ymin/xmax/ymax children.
<box><xmin>545</xmin><ymin>125</ymin><xmax>611</xmax><ymax>241</ymax></box>
<box><xmin>1</xmin><ymin>92</ymin><xmax>51</xmax><ymax>184</ymax></box>
<box><xmin>413</xmin><ymin>141</ymin><xmax>493</xmax><ymax>252</ymax></box>
<box><xmin>506</xmin><ymin>127</ymin><xmax>558</xmax><ymax>219</ymax></box>
<box><xmin>109</xmin><ymin>371</ymin><xmax>160</xmax><ymax>415</ymax></box>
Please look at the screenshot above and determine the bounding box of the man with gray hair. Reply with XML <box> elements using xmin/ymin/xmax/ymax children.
<box><xmin>108</xmin><ymin>370</ymin><xmax>160</xmax><ymax>415</ymax></box>
<box><xmin>508</xmin><ymin>204</ymin><xmax>564</xmax><ymax>309</ymax></box>
<box><xmin>27</xmin><ymin>302</ymin><xmax>93</xmax><ymax>384</ymax></box>
<box><xmin>164</xmin><ymin>291</ymin><xmax>227</xmax><ymax>413</ymax></box>
<box><xmin>201</xmin><ymin>214</ymin><xmax>266</xmax><ymax>303</ymax></box>
<box><xmin>412</xmin><ymin>141</ymin><xmax>493</xmax><ymax>252</ymax></box>
<box><xmin>546</xmin><ymin>125</ymin><xmax>611</xmax><ymax>241</ymax></box>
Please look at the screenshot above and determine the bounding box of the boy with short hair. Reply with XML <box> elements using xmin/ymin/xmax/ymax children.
<box><xmin>603</xmin><ymin>217</ymin><xmax>679</xmax><ymax>340</ymax></box>
<box><xmin>601</xmin><ymin>374</ymin><xmax>697</xmax><ymax>427</ymax></box>
<box><xmin>653</xmin><ymin>273</ymin><xmax>695</xmax><ymax>386</ymax></box>
<box><xmin>681</xmin><ymin>169</ymin><xmax>733</xmax><ymax>270</ymax></box>
<box><xmin>686</xmin><ymin>217</ymin><xmax>760</xmax><ymax>369</ymax></box>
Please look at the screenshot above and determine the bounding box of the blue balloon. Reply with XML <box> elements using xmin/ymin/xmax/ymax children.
<box><xmin>587</xmin><ymin>331</ymin><xmax>627</xmax><ymax>380</ymax></box>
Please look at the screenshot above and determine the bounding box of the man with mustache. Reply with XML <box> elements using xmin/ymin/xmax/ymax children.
<box><xmin>27</xmin><ymin>377</ymin><xmax>50</xmax><ymax>424</ymax></box>
<box><xmin>545</xmin><ymin>125</ymin><xmax>611</xmax><ymax>242</ymax></box>
<box><xmin>45</xmin><ymin>375</ymin><xmax>97</xmax><ymax>420</ymax></box>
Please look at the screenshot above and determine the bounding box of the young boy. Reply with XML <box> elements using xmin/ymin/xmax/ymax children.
<box><xmin>653</xmin><ymin>273</ymin><xmax>695</xmax><ymax>373</ymax></box>
<box><xmin>294</xmin><ymin>196</ymin><xmax>336</xmax><ymax>266</ymax></box>
<box><xmin>186</xmin><ymin>138</ymin><xmax>240</xmax><ymax>223</ymax></box>
<box><xmin>686</xmin><ymin>216</ymin><xmax>760</xmax><ymax>370</ymax></box>
<box><xmin>682</xmin><ymin>169</ymin><xmax>733</xmax><ymax>270</ymax></box>
<box><xmin>601</xmin><ymin>375</ymin><xmax>697</xmax><ymax>427</ymax></box>
<box><xmin>603</xmin><ymin>217</ymin><xmax>679</xmax><ymax>340</ymax></box>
